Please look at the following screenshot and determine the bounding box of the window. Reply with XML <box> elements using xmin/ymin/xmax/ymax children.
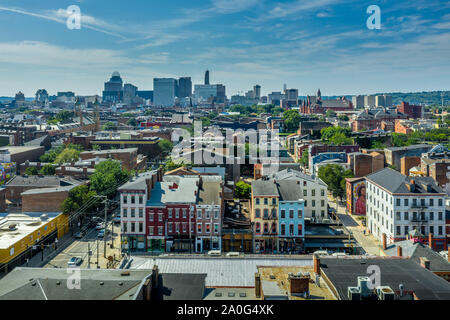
<box><xmin>158</xmin><ymin>213</ymin><xmax>162</xmax><ymax>222</ymax></box>
<box><xmin>312</xmin><ymin>189</ymin><xmax>316</xmax><ymax>197</ymax></box>
<box><xmin>438</xmin><ymin>226</ymin><xmax>443</xmax><ymax>236</ymax></box>
<box><xmin>175</xmin><ymin>209</ymin><xmax>180</xmax><ymax>218</ymax></box>
<box><xmin>206</xmin><ymin>210</ymin><xmax>210</xmax><ymax>219</ymax></box>
<box><xmin>131</xmin><ymin>196</ymin><xmax>135</xmax><ymax>204</ymax></box>
<box><xmin>438</xmin><ymin>212</ymin><xmax>443</xmax><ymax>220</ymax></box>
<box><xmin>420</xmin><ymin>199</ymin><xmax>425</xmax><ymax>207</ymax></box>
<box><xmin>255</xmin><ymin>209</ymin><xmax>260</xmax><ymax>218</ymax></box>
<box><xmin>256</xmin><ymin>198</ymin><xmax>260</xmax><ymax>205</ymax></box>
<box><xmin>404</xmin><ymin>226</ymin><xmax>409</xmax><ymax>235</ymax></box>
<box><xmin>289</xmin><ymin>210</ymin><xmax>294</xmax><ymax>219</ymax></box>
<box><xmin>123</xmin><ymin>223</ymin><xmax>128</xmax><ymax>233</ymax></box>
<box><xmin>264</xmin><ymin>198</ymin><xmax>268</xmax><ymax>205</ymax></box>
<box><xmin>158</xmin><ymin>226</ymin><xmax>163</xmax><ymax>235</ymax></box>
<box><xmin>303</xmin><ymin>181</ymin><xmax>307</xmax><ymax>187</ymax></box>
<box><xmin>298</xmin><ymin>210</ymin><xmax>303</xmax><ymax>219</ymax></box>
<box><xmin>429</xmin><ymin>212</ymin><xmax>434</xmax><ymax>221</ymax></box>
<box><xmin>312</xmin><ymin>200</ymin><xmax>316</xmax><ymax>207</ymax></box>
<box><xmin>429</xmin><ymin>199</ymin><xmax>434</xmax><ymax>206</ymax></box>
<box><xmin>149</xmin><ymin>213</ymin><xmax>154</xmax><ymax>222</ymax></box>
<box><xmin>214</xmin><ymin>224</ymin><xmax>219</xmax><ymax>234</ymax></box>
<box><xmin>168</xmin><ymin>209</ymin><xmax>173</xmax><ymax>219</ymax></box>
<box><xmin>123</xmin><ymin>208</ymin><xmax>127</xmax><ymax>218</ymax></box>
<box><xmin>396</xmin><ymin>212</ymin><xmax>401</xmax><ymax>220</ymax></box>
<box><xmin>430</xmin><ymin>226</ymin><xmax>434</xmax><ymax>235</ymax></box>
<box><xmin>197</xmin><ymin>224</ymin><xmax>202</xmax><ymax>233</ymax></box>
<box><xmin>197</xmin><ymin>210</ymin><xmax>202</xmax><ymax>219</ymax></box>
<box><xmin>183</xmin><ymin>223</ymin><xmax>187</xmax><ymax>233</ymax></box>
<box><xmin>139</xmin><ymin>223</ymin><xmax>143</xmax><ymax>233</ymax></box>
<box><xmin>214</xmin><ymin>210</ymin><xmax>219</xmax><ymax>219</ymax></box>
<box><xmin>303</xmin><ymin>190</ymin><xmax>307</xmax><ymax>197</ymax></box>
<box><xmin>438</xmin><ymin>199</ymin><xmax>443</xmax><ymax>206</ymax></box>
<box><xmin>304</xmin><ymin>200</ymin><xmax>307</xmax><ymax>207</ymax></box>
<box><xmin>289</xmin><ymin>224</ymin><xmax>294</xmax><ymax>236</ymax></box>
<box><xmin>404</xmin><ymin>212</ymin><xmax>408</xmax><ymax>220</ymax></box>
<box><xmin>280</xmin><ymin>210</ymin><xmax>285</xmax><ymax>219</ymax></box>
<box><xmin>281</xmin><ymin>224</ymin><xmax>286</xmax><ymax>236</ymax></box>
<box><xmin>321</xmin><ymin>189</ymin><xmax>325</xmax><ymax>197</ymax></box>
<box><xmin>412</xmin><ymin>199</ymin><xmax>417</xmax><ymax>207</ymax></box>
<box><xmin>123</xmin><ymin>195</ymin><xmax>128</xmax><ymax>204</ymax></box>
<box><xmin>131</xmin><ymin>223</ymin><xmax>135</xmax><ymax>233</ymax></box>
<box><xmin>263</xmin><ymin>209</ymin><xmax>269</xmax><ymax>219</ymax></box>
<box><xmin>396</xmin><ymin>199</ymin><xmax>401</xmax><ymax>206</ymax></box>
<box><xmin>206</xmin><ymin>224</ymin><xmax>211</xmax><ymax>233</ymax></box>
<box><xmin>298</xmin><ymin>224</ymin><xmax>302</xmax><ymax>236</ymax></box>
<box><xmin>312</xmin><ymin>210</ymin><xmax>316</xmax><ymax>218</ymax></box>
<box><xmin>168</xmin><ymin>222</ymin><xmax>173</xmax><ymax>233</ymax></box>
<box><xmin>131</xmin><ymin>208</ymin><xmax>135</xmax><ymax>218</ymax></box>
<box><xmin>396</xmin><ymin>226</ymin><xmax>401</xmax><ymax>236</ymax></box>
<box><xmin>263</xmin><ymin>223</ymin><xmax>269</xmax><ymax>234</ymax></box>
<box><xmin>271</xmin><ymin>208</ymin><xmax>277</xmax><ymax>219</ymax></box>
<box><xmin>182</xmin><ymin>208</ymin><xmax>187</xmax><ymax>218</ymax></box>
<box><xmin>139</xmin><ymin>208</ymin><xmax>143</xmax><ymax>218</ymax></box>
<box><xmin>255</xmin><ymin>223</ymin><xmax>261</xmax><ymax>234</ymax></box>
<box><xmin>321</xmin><ymin>200</ymin><xmax>325</xmax><ymax>207</ymax></box>
<box><xmin>190</xmin><ymin>209</ymin><xmax>194</xmax><ymax>219</ymax></box>
<box><xmin>271</xmin><ymin>222</ymin><xmax>277</xmax><ymax>234</ymax></box>
<box><xmin>148</xmin><ymin>226</ymin><xmax>153</xmax><ymax>235</ymax></box>
<box><xmin>404</xmin><ymin>199</ymin><xmax>408</xmax><ymax>206</ymax></box>
<box><xmin>272</xmin><ymin>198</ymin><xmax>276</xmax><ymax>205</ymax></box>
<box><xmin>139</xmin><ymin>196</ymin><xmax>143</xmax><ymax>204</ymax></box>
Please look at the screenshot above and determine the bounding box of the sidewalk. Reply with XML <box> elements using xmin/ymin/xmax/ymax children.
<box><xmin>85</xmin><ymin>228</ymin><xmax>122</xmax><ymax>269</ymax></box>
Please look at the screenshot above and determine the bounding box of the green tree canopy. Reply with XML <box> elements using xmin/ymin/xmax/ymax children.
<box><xmin>317</xmin><ymin>164</ymin><xmax>354</xmax><ymax>200</ymax></box>
<box><xmin>39</xmin><ymin>164</ymin><xmax>55</xmax><ymax>175</ymax></box>
<box><xmin>54</xmin><ymin>148</ymin><xmax>80</xmax><ymax>164</ymax></box>
<box><xmin>61</xmin><ymin>185</ymin><xmax>96</xmax><ymax>214</ymax></box>
<box><xmin>102</xmin><ymin>122</ymin><xmax>117</xmax><ymax>131</ymax></box>
<box><xmin>25</xmin><ymin>167</ymin><xmax>39</xmax><ymax>176</ymax></box>
<box><xmin>283</xmin><ymin>109</ymin><xmax>301</xmax><ymax>133</ymax></box>
<box><xmin>90</xmin><ymin>160</ymin><xmax>131</xmax><ymax>198</ymax></box>
<box><xmin>234</xmin><ymin>181</ymin><xmax>251</xmax><ymax>199</ymax></box>
<box><xmin>320</xmin><ymin>126</ymin><xmax>353</xmax><ymax>145</ymax></box>
<box><xmin>158</xmin><ymin>139</ymin><xmax>173</xmax><ymax>156</ymax></box>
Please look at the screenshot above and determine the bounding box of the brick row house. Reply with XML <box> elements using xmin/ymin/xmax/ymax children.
<box><xmin>119</xmin><ymin>171</ymin><xmax>224</xmax><ymax>253</ymax></box>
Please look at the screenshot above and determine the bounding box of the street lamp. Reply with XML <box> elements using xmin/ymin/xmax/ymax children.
<box><xmin>94</xmin><ymin>195</ymin><xmax>108</xmax><ymax>258</ymax></box>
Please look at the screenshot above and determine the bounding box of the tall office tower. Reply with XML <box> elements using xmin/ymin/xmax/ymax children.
<box><xmin>285</xmin><ymin>89</ymin><xmax>299</xmax><ymax>103</ymax></box>
<box><xmin>384</xmin><ymin>95</ymin><xmax>393</xmax><ymax>107</ymax></box>
<box><xmin>102</xmin><ymin>71</ymin><xmax>124</xmax><ymax>103</ymax></box>
<box><xmin>153</xmin><ymin>78</ymin><xmax>177</xmax><ymax>107</ymax></box>
<box><xmin>178</xmin><ymin>77</ymin><xmax>192</xmax><ymax>98</ymax></box>
<box><xmin>364</xmin><ymin>95</ymin><xmax>376</xmax><ymax>107</ymax></box>
<box><xmin>352</xmin><ymin>95</ymin><xmax>365</xmax><ymax>109</ymax></box>
<box><xmin>194</xmin><ymin>84</ymin><xmax>226</xmax><ymax>104</ymax></box>
<box><xmin>375</xmin><ymin>95</ymin><xmax>385</xmax><ymax>107</ymax></box>
<box><xmin>123</xmin><ymin>83</ymin><xmax>138</xmax><ymax>104</ymax></box>
<box><xmin>253</xmin><ymin>85</ymin><xmax>261</xmax><ymax>100</ymax></box>
<box><xmin>205</xmin><ymin>70</ymin><xmax>210</xmax><ymax>85</ymax></box>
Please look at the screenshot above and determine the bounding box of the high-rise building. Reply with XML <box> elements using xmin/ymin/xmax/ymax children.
<box><xmin>205</xmin><ymin>70</ymin><xmax>210</xmax><ymax>85</ymax></box>
<box><xmin>384</xmin><ymin>95</ymin><xmax>393</xmax><ymax>107</ymax></box>
<box><xmin>153</xmin><ymin>78</ymin><xmax>177</xmax><ymax>107</ymax></box>
<box><xmin>352</xmin><ymin>95</ymin><xmax>365</xmax><ymax>109</ymax></box>
<box><xmin>364</xmin><ymin>95</ymin><xmax>376</xmax><ymax>107</ymax></box>
<box><xmin>253</xmin><ymin>85</ymin><xmax>261</xmax><ymax>100</ymax></box>
<box><xmin>194</xmin><ymin>84</ymin><xmax>226</xmax><ymax>104</ymax></box>
<box><xmin>375</xmin><ymin>95</ymin><xmax>385</xmax><ymax>107</ymax></box>
<box><xmin>15</xmin><ymin>91</ymin><xmax>25</xmax><ymax>102</ymax></box>
<box><xmin>35</xmin><ymin>89</ymin><xmax>49</xmax><ymax>104</ymax></box>
<box><xmin>102</xmin><ymin>71</ymin><xmax>124</xmax><ymax>103</ymax></box>
<box><xmin>177</xmin><ymin>77</ymin><xmax>192</xmax><ymax>98</ymax></box>
<box><xmin>123</xmin><ymin>83</ymin><xmax>138</xmax><ymax>104</ymax></box>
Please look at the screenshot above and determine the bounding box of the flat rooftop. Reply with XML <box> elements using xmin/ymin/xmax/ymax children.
<box><xmin>0</xmin><ymin>146</ymin><xmax>43</xmax><ymax>155</ymax></box>
<box><xmin>0</xmin><ymin>212</ymin><xmax>61</xmax><ymax>249</ymax></box>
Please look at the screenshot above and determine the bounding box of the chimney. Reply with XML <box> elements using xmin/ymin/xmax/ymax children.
<box><xmin>382</xmin><ymin>233</ymin><xmax>387</xmax><ymax>250</ymax></box>
<box><xmin>255</xmin><ymin>273</ymin><xmax>261</xmax><ymax>298</ymax></box>
<box><xmin>83</xmin><ymin>167</ymin><xmax>87</xmax><ymax>176</ymax></box>
<box><xmin>428</xmin><ymin>234</ymin><xmax>433</xmax><ymax>250</ymax></box>
<box><xmin>146</xmin><ymin>178</ymin><xmax>153</xmax><ymax>201</ymax></box>
<box><xmin>152</xmin><ymin>265</ymin><xmax>159</xmax><ymax>289</ymax></box>
<box><xmin>419</xmin><ymin>257</ymin><xmax>430</xmax><ymax>270</ymax></box>
<box><xmin>289</xmin><ymin>274</ymin><xmax>310</xmax><ymax>296</ymax></box>
<box><xmin>397</xmin><ymin>246</ymin><xmax>403</xmax><ymax>257</ymax></box>
<box><xmin>313</xmin><ymin>254</ymin><xmax>321</xmax><ymax>276</ymax></box>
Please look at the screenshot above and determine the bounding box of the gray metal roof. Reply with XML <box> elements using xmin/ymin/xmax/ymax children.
<box><xmin>271</xmin><ymin>168</ymin><xmax>327</xmax><ymax>187</ymax></box>
<box><xmin>129</xmin><ymin>256</ymin><xmax>313</xmax><ymax>287</ymax></box>
<box><xmin>276</xmin><ymin>181</ymin><xmax>303</xmax><ymax>201</ymax></box>
<box><xmin>148</xmin><ymin>177</ymin><xmax>199</xmax><ymax>206</ymax></box>
<box><xmin>251</xmin><ymin>180</ymin><xmax>279</xmax><ymax>196</ymax></box>
<box><xmin>366</xmin><ymin>167</ymin><xmax>444</xmax><ymax>194</ymax></box>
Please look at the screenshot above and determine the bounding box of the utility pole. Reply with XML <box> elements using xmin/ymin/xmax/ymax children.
<box><xmin>87</xmin><ymin>242</ymin><xmax>90</xmax><ymax>269</ymax></box>
<box><xmin>104</xmin><ymin>198</ymin><xmax>108</xmax><ymax>258</ymax></box>
<box><xmin>97</xmin><ymin>239</ymin><xmax>99</xmax><ymax>269</ymax></box>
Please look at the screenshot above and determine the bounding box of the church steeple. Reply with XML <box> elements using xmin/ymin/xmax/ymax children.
<box><xmin>317</xmin><ymin>88</ymin><xmax>322</xmax><ymax>99</ymax></box>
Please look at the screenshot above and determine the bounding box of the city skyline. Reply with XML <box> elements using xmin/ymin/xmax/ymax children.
<box><xmin>0</xmin><ymin>0</ymin><xmax>449</xmax><ymax>96</ymax></box>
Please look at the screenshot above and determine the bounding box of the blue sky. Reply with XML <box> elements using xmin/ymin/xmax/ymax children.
<box><xmin>0</xmin><ymin>0</ymin><xmax>449</xmax><ymax>97</ymax></box>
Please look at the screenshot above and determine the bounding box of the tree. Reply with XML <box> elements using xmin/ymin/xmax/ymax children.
<box><xmin>61</xmin><ymin>185</ymin><xmax>96</xmax><ymax>214</ymax></box>
<box><xmin>54</xmin><ymin>148</ymin><xmax>80</xmax><ymax>164</ymax></box>
<box><xmin>320</xmin><ymin>126</ymin><xmax>353</xmax><ymax>145</ymax></box>
<box><xmin>39</xmin><ymin>164</ymin><xmax>55</xmax><ymax>175</ymax></box>
<box><xmin>102</xmin><ymin>122</ymin><xmax>117</xmax><ymax>131</ymax></box>
<box><xmin>338</xmin><ymin>114</ymin><xmax>349</xmax><ymax>121</ymax></box>
<box><xmin>283</xmin><ymin>109</ymin><xmax>302</xmax><ymax>132</ymax></box>
<box><xmin>234</xmin><ymin>181</ymin><xmax>251</xmax><ymax>199</ymax></box>
<box><xmin>301</xmin><ymin>150</ymin><xmax>309</xmax><ymax>168</ymax></box>
<box><xmin>90</xmin><ymin>160</ymin><xmax>131</xmax><ymax>198</ymax></box>
<box><xmin>92</xmin><ymin>144</ymin><xmax>101</xmax><ymax>151</ymax></box>
<box><xmin>127</xmin><ymin>118</ymin><xmax>137</xmax><ymax>127</ymax></box>
<box><xmin>162</xmin><ymin>158</ymin><xmax>186</xmax><ymax>172</ymax></box>
<box><xmin>158</xmin><ymin>139</ymin><xmax>173</xmax><ymax>155</ymax></box>
<box><xmin>25</xmin><ymin>167</ymin><xmax>39</xmax><ymax>175</ymax></box>
<box><xmin>318</xmin><ymin>164</ymin><xmax>354</xmax><ymax>200</ymax></box>
<box><xmin>371</xmin><ymin>141</ymin><xmax>387</xmax><ymax>150</ymax></box>
<box><xmin>326</xmin><ymin>110</ymin><xmax>337</xmax><ymax>118</ymax></box>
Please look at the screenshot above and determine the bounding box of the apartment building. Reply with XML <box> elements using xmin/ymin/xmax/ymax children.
<box><xmin>366</xmin><ymin>168</ymin><xmax>447</xmax><ymax>250</ymax></box>
<box><xmin>271</xmin><ymin>169</ymin><xmax>328</xmax><ymax>220</ymax></box>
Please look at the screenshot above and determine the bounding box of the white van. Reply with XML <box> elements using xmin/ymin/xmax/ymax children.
<box><xmin>207</xmin><ymin>250</ymin><xmax>221</xmax><ymax>256</ymax></box>
<box><xmin>226</xmin><ymin>252</ymin><xmax>240</xmax><ymax>257</ymax></box>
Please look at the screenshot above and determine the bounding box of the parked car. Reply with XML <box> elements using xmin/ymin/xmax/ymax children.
<box><xmin>95</xmin><ymin>223</ymin><xmax>105</xmax><ymax>230</ymax></box>
<box><xmin>74</xmin><ymin>231</ymin><xmax>85</xmax><ymax>239</ymax></box>
<box><xmin>97</xmin><ymin>229</ymin><xmax>105</xmax><ymax>238</ymax></box>
<box><xmin>68</xmin><ymin>256</ymin><xmax>83</xmax><ymax>267</ymax></box>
